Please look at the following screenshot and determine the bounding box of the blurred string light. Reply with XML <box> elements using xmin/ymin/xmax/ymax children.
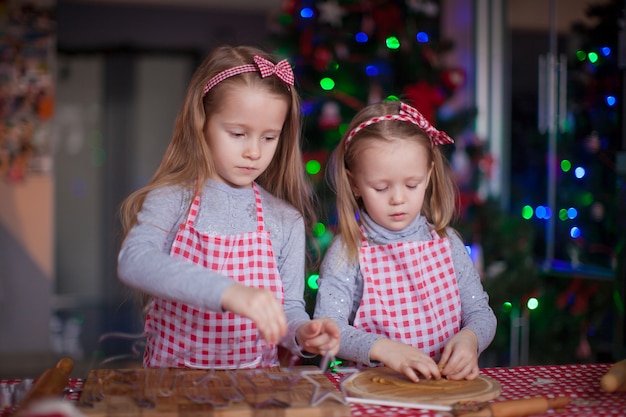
<box><xmin>520</xmin><ymin>158</ymin><xmax>590</xmax><ymax>239</ymax></box>
<box><xmin>306</xmin><ymin>159</ymin><xmax>321</xmax><ymax>175</ymax></box>
<box><xmin>575</xmin><ymin>47</ymin><xmax>611</xmax><ymax>62</ymax></box>
<box><xmin>301</xmin><ymin>101</ymin><xmax>314</xmax><ymax>116</ymax></box>
<box><xmin>355</xmin><ymin>32</ymin><xmax>368</xmax><ymax>43</ymax></box>
<box><xmin>365</xmin><ymin>65</ymin><xmax>379</xmax><ymax>77</ymax></box>
<box><xmin>307</xmin><ymin>273</ymin><xmax>319</xmax><ymax>290</ymax></box>
<box><xmin>300</xmin><ymin>7</ymin><xmax>314</xmax><ymax>19</ymax></box>
<box><xmin>320</xmin><ymin>77</ymin><xmax>335</xmax><ymax>90</ymax></box>
<box><xmin>558</xmin><ymin>207</ymin><xmax>578</xmax><ymax>221</ymax></box>
<box><xmin>527</xmin><ymin>297</ymin><xmax>539</xmax><ymax>310</ymax></box>
<box><xmin>606</xmin><ymin>95</ymin><xmax>616</xmax><ymax>106</ymax></box>
<box><xmin>385</xmin><ymin>36</ymin><xmax>400</xmax><ymax>49</ymax></box>
<box><xmin>416</xmin><ymin>31</ymin><xmax>429</xmax><ymax>43</ymax></box>
<box><xmin>574</xmin><ymin>166</ymin><xmax>586</xmax><ymax>179</ymax></box>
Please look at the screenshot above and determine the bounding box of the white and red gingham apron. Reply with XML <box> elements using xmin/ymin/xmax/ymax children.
<box><xmin>354</xmin><ymin>229</ymin><xmax>461</xmax><ymax>361</ymax></box>
<box><xmin>143</xmin><ymin>183</ymin><xmax>283</xmax><ymax>369</ymax></box>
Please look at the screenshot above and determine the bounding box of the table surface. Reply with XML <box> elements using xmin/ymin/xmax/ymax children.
<box><xmin>2</xmin><ymin>363</ymin><xmax>625</xmax><ymax>417</ymax></box>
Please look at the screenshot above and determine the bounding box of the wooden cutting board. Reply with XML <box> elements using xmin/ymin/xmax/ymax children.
<box><xmin>77</xmin><ymin>366</ymin><xmax>351</xmax><ymax>416</ymax></box>
<box><xmin>342</xmin><ymin>367</ymin><xmax>501</xmax><ymax>406</ymax></box>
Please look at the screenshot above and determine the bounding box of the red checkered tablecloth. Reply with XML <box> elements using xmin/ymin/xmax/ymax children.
<box><xmin>2</xmin><ymin>364</ymin><xmax>625</xmax><ymax>416</ymax></box>
<box><xmin>328</xmin><ymin>363</ymin><xmax>626</xmax><ymax>417</ymax></box>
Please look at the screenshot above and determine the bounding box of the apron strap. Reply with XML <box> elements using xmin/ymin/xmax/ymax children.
<box><xmin>185</xmin><ymin>193</ymin><xmax>202</xmax><ymax>226</ymax></box>
<box><xmin>252</xmin><ymin>182</ymin><xmax>265</xmax><ymax>232</ymax></box>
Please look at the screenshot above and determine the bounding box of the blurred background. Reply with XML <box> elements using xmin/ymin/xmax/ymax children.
<box><xmin>1</xmin><ymin>0</ymin><xmax>625</xmax><ymax>377</ymax></box>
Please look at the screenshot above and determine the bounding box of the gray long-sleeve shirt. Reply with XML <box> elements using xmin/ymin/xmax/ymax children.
<box><xmin>314</xmin><ymin>212</ymin><xmax>496</xmax><ymax>366</ymax></box>
<box><xmin>117</xmin><ymin>180</ymin><xmax>311</xmax><ymax>353</ymax></box>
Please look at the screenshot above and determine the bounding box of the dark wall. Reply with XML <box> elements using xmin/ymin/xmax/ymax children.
<box><xmin>57</xmin><ymin>0</ymin><xmax>272</xmax><ymax>55</ymax></box>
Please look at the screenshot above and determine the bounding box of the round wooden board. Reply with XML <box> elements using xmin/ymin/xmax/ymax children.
<box><xmin>343</xmin><ymin>367</ymin><xmax>501</xmax><ymax>406</ymax></box>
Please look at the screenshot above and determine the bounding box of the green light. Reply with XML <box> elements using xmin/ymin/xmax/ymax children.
<box><xmin>386</xmin><ymin>95</ymin><xmax>400</xmax><ymax>101</ymax></box>
<box><xmin>385</xmin><ymin>36</ymin><xmax>400</xmax><ymax>50</ymax></box>
<box><xmin>278</xmin><ymin>14</ymin><xmax>292</xmax><ymax>25</ymax></box>
<box><xmin>560</xmin><ymin>159</ymin><xmax>571</xmax><ymax>172</ymax></box>
<box><xmin>307</xmin><ymin>273</ymin><xmax>319</xmax><ymax>290</ymax></box>
<box><xmin>521</xmin><ymin>205</ymin><xmax>534</xmax><ymax>220</ymax></box>
<box><xmin>312</xmin><ymin>222</ymin><xmax>326</xmax><ymax>237</ymax></box>
<box><xmin>320</xmin><ymin>77</ymin><xmax>335</xmax><ymax>90</ymax></box>
<box><xmin>527</xmin><ymin>297</ymin><xmax>539</xmax><ymax>310</ymax></box>
<box><xmin>559</xmin><ymin>208</ymin><xmax>568</xmax><ymax>221</ymax></box>
<box><xmin>329</xmin><ymin>360</ymin><xmax>343</xmax><ymax>371</ymax></box>
<box><xmin>576</xmin><ymin>50</ymin><xmax>586</xmax><ymax>61</ymax></box>
<box><xmin>502</xmin><ymin>301</ymin><xmax>512</xmax><ymax>313</ymax></box>
<box><xmin>580</xmin><ymin>192</ymin><xmax>594</xmax><ymax>206</ymax></box>
<box><xmin>306</xmin><ymin>159</ymin><xmax>321</xmax><ymax>175</ymax></box>
<box><xmin>588</xmin><ymin>52</ymin><xmax>599</xmax><ymax>63</ymax></box>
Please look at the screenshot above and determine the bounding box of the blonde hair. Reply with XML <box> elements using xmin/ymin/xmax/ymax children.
<box><xmin>118</xmin><ymin>46</ymin><xmax>317</xmax><ymax>309</ymax></box>
<box><xmin>328</xmin><ymin>100</ymin><xmax>458</xmax><ymax>262</ymax></box>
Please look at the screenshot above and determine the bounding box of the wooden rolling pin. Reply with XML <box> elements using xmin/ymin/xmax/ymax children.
<box><xmin>600</xmin><ymin>358</ymin><xmax>626</xmax><ymax>392</ymax></box>
<box><xmin>458</xmin><ymin>396</ymin><xmax>569</xmax><ymax>417</ymax></box>
<box><xmin>11</xmin><ymin>357</ymin><xmax>74</xmax><ymax>416</ymax></box>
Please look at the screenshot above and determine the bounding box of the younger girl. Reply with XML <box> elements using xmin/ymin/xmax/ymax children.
<box><xmin>314</xmin><ymin>100</ymin><xmax>496</xmax><ymax>382</ymax></box>
<box><xmin>117</xmin><ymin>45</ymin><xmax>339</xmax><ymax>369</ymax></box>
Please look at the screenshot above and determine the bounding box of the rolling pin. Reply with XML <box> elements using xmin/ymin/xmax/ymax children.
<box><xmin>600</xmin><ymin>358</ymin><xmax>626</xmax><ymax>392</ymax></box>
<box><xmin>11</xmin><ymin>357</ymin><xmax>74</xmax><ymax>416</ymax></box>
<box><xmin>457</xmin><ymin>396</ymin><xmax>569</xmax><ymax>417</ymax></box>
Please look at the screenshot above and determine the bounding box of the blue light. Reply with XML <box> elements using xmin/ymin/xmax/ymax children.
<box><xmin>301</xmin><ymin>101</ymin><xmax>314</xmax><ymax>115</ymax></box>
<box><xmin>567</xmin><ymin>207</ymin><xmax>578</xmax><ymax>219</ymax></box>
<box><xmin>601</xmin><ymin>46</ymin><xmax>611</xmax><ymax>56</ymax></box>
<box><xmin>544</xmin><ymin>206</ymin><xmax>552</xmax><ymax>219</ymax></box>
<box><xmin>355</xmin><ymin>32</ymin><xmax>368</xmax><ymax>43</ymax></box>
<box><xmin>536</xmin><ymin>205</ymin><xmax>546</xmax><ymax>219</ymax></box>
<box><xmin>466</xmin><ymin>245</ymin><xmax>472</xmax><ymax>255</ymax></box>
<box><xmin>365</xmin><ymin>65</ymin><xmax>379</xmax><ymax>76</ymax></box>
<box><xmin>570</xmin><ymin>227</ymin><xmax>581</xmax><ymax>238</ymax></box>
<box><xmin>300</xmin><ymin>7</ymin><xmax>314</xmax><ymax>18</ymax></box>
<box><xmin>575</xmin><ymin>167</ymin><xmax>586</xmax><ymax>179</ymax></box>
<box><xmin>416</xmin><ymin>32</ymin><xmax>429</xmax><ymax>43</ymax></box>
<box><xmin>606</xmin><ymin>95</ymin><xmax>616</xmax><ymax>106</ymax></box>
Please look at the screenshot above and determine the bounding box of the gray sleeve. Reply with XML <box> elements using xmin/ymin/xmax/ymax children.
<box><xmin>117</xmin><ymin>186</ymin><xmax>234</xmax><ymax>311</ymax></box>
<box><xmin>448</xmin><ymin>232</ymin><xmax>497</xmax><ymax>353</ymax></box>
<box><xmin>274</xmin><ymin>210</ymin><xmax>311</xmax><ymax>353</ymax></box>
<box><xmin>313</xmin><ymin>238</ymin><xmax>384</xmax><ymax>366</ymax></box>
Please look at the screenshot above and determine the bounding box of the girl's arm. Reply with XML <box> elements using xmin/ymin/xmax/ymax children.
<box><xmin>314</xmin><ymin>238</ymin><xmax>385</xmax><ymax>365</ymax></box>
<box><xmin>275</xmin><ymin>211</ymin><xmax>314</xmax><ymax>353</ymax></box>
<box><xmin>117</xmin><ymin>186</ymin><xmax>235</xmax><ymax>311</ymax></box>
<box><xmin>447</xmin><ymin>232</ymin><xmax>497</xmax><ymax>353</ymax></box>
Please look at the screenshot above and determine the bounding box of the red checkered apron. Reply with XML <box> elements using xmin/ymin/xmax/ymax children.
<box><xmin>354</xmin><ymin>229</ymin><xmax>461</xmax><ymax>361</ymax></box>
<box><xmin>143</xmin><ymin>183</ymin><xmax>284</xmax><ymax>368</ymax></box>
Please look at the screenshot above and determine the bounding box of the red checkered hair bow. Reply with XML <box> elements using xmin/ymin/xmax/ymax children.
<box><xmin>202</xmin><ymin>55</ymin><xmax>294</xmax><ymax>97</ymax></box>
<box><xmin>345</xmin><ymin>102</ymin><xmax>454</xmax><ymax>149</ymax></box>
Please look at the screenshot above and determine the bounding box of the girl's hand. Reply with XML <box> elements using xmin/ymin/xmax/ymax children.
<box><xmin>296</xmin><ymin>318</ymin><xmax>340</xmax><ymax>357</ymax></box>
<box><xmin>370</xmin><ymin>339</ymin><xmax>441</xmax><ymax>382</ymax></box>
<box><xmin>221</xmin><ymin>283</ymin><xmax>287</xmax><ymax>345</ymax></box>
<box><xmin>438</xmin><ymin>329</ymin><xmax>480</xmax><ymax>380</ymax></box>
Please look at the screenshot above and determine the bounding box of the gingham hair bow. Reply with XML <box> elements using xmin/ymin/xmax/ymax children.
<box><xmin>345</xmin><ymin>102</ymin><xmax>454</xmax><ymax>149</ymax></box>
<box><xmin>203</xmin><ymin>54</ymin><xmax>294</xmax><ymax>97</ymax></box>
<box><xmin>253</xmin><ymin>55</ymin><xmax>295</xmax><ymax>86</ymax></box>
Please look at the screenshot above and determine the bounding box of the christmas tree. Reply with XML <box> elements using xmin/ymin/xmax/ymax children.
<box><xmin>267</xmin><ymin>0</ymin><xmax>476</xmax><ymax>282</ymax></box>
